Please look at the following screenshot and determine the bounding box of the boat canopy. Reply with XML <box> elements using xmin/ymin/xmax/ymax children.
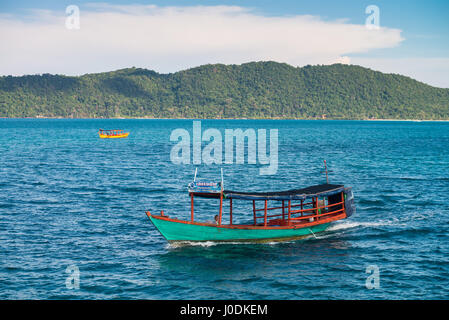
<box><xmin>223</xmin><ymin>184</ymin><xmax>344</xmax><ymax>201</ymax></box>
<box><xmin>190</xmin><ymin>183</ymin><xmax>345</xmax><ymax>200</ymax></box>
<box><xmin>99</xmin><ymin>129</ymin><xmax>124</xmax><ymax>133</ymax></box>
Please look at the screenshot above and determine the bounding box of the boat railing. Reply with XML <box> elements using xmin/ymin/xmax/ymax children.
<box><xmin>289</xmin><ymin>207</ymin><xmax>345</xmax><ymax>223</ymax></box>
<box><xmin>252</xmin><ymin>193</ymin><xmax>346</xmax><ymax>226</ymax></box>
<box><xmin>98</xmin><ymin>129</ymin><xmax>128</xmax><ymax>136</ymax></box>
<box><xmin>253</xmin><ymin>201</ymin><xmax>314</xmax><ymax>212</ymax></box>
<box><xmin>254</xmin><ymin>201</ymin><xmax>342</xmax><ymax>219</ymax></box>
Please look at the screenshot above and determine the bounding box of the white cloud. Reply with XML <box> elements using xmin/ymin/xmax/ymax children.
<box><xmin>0</xmin><ymin>4</ymin><xmax>404</xmax><ymax>76</ymax></box>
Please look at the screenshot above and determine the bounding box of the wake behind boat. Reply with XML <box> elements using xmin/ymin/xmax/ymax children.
<box><xmin>146</xmin><ymin>168</ymin><xmax>356</xmax><ymax>243</ymax></box>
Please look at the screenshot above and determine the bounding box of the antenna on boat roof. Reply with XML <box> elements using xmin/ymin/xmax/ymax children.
<box><xmin>193</xmin><ymin>167</ymin><xmax>198</xmax><ymax>182</ymax></box>
<box><xmin>324</xmin><ymin>160</ymin><xmax>328</xmax><ymax>184</ymax></box>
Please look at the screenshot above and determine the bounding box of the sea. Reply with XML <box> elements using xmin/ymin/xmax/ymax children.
<box><xmin>0</xmin><ymin>119</ymin><xmax>448</xmax><ymax>299</ymax></box>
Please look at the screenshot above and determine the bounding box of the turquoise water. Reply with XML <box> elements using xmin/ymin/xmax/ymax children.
<box><xmin>0</xmin><ymin>119</ymin><xmax>448</xmax><ymax>299</ymax></box>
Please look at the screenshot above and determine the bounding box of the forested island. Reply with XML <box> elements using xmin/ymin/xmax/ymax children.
<box><xmin>1</xmin><ymin>62</ymin><xmax>448</xmax><ymax>119</ymax></box>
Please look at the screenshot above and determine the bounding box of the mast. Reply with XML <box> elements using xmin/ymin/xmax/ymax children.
<box><xmin>324</xmin><ymin>160</ymin><xmax>329</xmax><ymax>184</ymax></box>
<box><xmin>190</xmin><ymin>192</ymin><xmax>194</xmax><ymax>222</ymax></box>
<box><xmin>218</xmin><ymin>168</ymin><xmax>224</xmax><ymax>225</ymax></box>
<box><xmin>191</xmin><ymin>168</ymin><xmax>197</xmax><ymax>222</ymax></box>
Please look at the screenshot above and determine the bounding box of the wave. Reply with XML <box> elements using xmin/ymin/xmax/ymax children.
<box><xmin>29</xmin><ymin>181</ymin><xmax>45</xmax><ymax>186</ymax></box>
<box><xmin>167</xmin><ymin>241</ymin><xmax>254</xmax><ymax>248</ymax></box>
<box><xmin>356</xmin><ymin>199</ymin><xmax>385</xmax><ymax>206</ymax></box>
<box><xmin>67</xmin><ymin>186</ymin><xmax>104</xmax><ymax>193</ymax></box>
<box><xmin>167</xmin><ymin>241</ymin><xmax>215</xmax><ymax>248</ymax></box>
<box><xmin>398</xmin><ymin>176</ymin><xmax>427</xmax><ymax>181</ymax></box>
<box><xmin>118</xmin><ymin>186</ymin><xmax>168</xmax><ymax>194</ymax></box>
<box><xmin>27</xmin><ymin>199</ymin><xmax>59</xmax><ymax>205</ymax></box>
<box><xmin>166</xmin><ymin>238</ymin><xmax>302</xmax><ymax>248</ymax></box>
<box><xmin>326</xmin><ymin>220</ymin><xmax>397</xmax><ymax>232</ymax></box>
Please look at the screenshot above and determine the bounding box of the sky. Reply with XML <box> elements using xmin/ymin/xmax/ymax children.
<box><xmin>0</xmin><ymin>0</ymin><xmax>448</xmax><ymax>87</ymax></box>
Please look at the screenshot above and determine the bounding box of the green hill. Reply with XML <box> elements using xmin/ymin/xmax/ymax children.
<box><xmin>1</xmin><ymin>62</ymin><xmax>448</xmax><ymax>119</ymax></box>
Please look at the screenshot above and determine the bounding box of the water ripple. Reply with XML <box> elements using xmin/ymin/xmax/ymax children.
<box><xmin>0</xmin><ymin>119</ymin><xmax>448</xmax><ymax>299</ymax></box>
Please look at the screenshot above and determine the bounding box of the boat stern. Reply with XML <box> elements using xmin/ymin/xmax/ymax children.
<box><xmin>344</xmin><ymin>188</ymin><xmax>356</xmax><ymax>217</ymax></box>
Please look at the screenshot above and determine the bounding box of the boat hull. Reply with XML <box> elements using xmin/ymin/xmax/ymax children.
<box><xmin>147</xmin><ymin>213</ymin><xmax>331</xmax><ymax>243</ymax></box>
<box><xmin>99</xmin><ymin>133</ymin><xmax>129</xmax><ymax>139</ymax></box>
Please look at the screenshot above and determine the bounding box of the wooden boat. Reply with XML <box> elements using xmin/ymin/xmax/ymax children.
<box><xmin>146</xmin><ymin>168</ymin><xmax>356</xmax><ymax>243</ymax></box>
<box><xmin>98</xmin><ymin>129</ymin><xmax>129</xmax><ymax>139</ymax></box>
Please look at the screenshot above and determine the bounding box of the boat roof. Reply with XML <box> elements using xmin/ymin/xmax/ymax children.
<box><xmin>224</xmin><ymin>184</ymin><xmax>345</xmax><ymax>200</ymax></box>
<box><xmin>191</xmin><ymin>183</ymin><xmax>345</xmax><ymax>200</ymax></box>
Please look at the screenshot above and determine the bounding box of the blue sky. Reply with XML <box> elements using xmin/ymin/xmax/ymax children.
<box><xmin>1</xmin><ymin>0</ymin><xmax>448</xmax><ymax>87</ymax></box>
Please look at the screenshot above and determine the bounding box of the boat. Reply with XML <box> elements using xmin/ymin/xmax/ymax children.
<box><xmin>98</xmin><ymin>129</ymin><xmax>129</xmax><ymax>139</ymax></box>
<box><xmin>146</xmin><ymin>166</ymin><xmax>356</xmax><ymax>243</ymax></box>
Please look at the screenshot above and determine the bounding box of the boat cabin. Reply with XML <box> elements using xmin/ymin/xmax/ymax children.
<box><xmin>98</xmin><ymin>129</ymin><xmax>129</xmax><ymax>138</ymax></box>
<box><xmin>187</xmin><ymin>178</ymin><xmax>355</xmax><ymax>228</ymax></box>
<box><xmin>99</xmin><ymin>129</ymin><xmax>125</xmax><ymax>136</ymax></box>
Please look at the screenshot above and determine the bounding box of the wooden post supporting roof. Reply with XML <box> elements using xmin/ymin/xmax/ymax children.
<box><xmin>190</xmin><ymin>193</ymin><xmax>194</xmax><ymax>222</ymax></box>
<box><xmin>218</xmin><ymin>190</ymin><xmax>223</xmax><ymax>225</ymax></box>
<box><xmin>282</xmin><ymin>200</ymin><xmax>285</xmax><ymax>220</ymax></box>
<box><xmin>264</xmin><ymin>200</ymin><xmax>268</xmax><ymax>227</ymax></box>
<box><xmin>288</xmin><ymin>200</ymin><xmax>291</xmax><ymax>226</ymax></box>
<box><xmin>253</xmin><ymin>200</ymin><xmax>256</xmax><ymax>225</ymax></box>
<box><xmin>229</xmin><ymin>198</ymin><xmax>233</xmax><ymax>225</ymax></box>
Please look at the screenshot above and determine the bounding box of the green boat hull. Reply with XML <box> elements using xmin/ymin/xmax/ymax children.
<box><xmin>149</xmin><ymin>216</ymin><xmax>331</xmax><ymax>243</ymax></box>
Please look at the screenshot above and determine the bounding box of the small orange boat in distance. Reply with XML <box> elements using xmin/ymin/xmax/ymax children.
<box><xmin>98</xmin><ymin>129</ymin><xmax>129</xmax><ymax>139</ymax></box>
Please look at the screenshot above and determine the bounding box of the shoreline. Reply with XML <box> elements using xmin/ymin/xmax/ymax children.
<box><xmin>1</xmin><ymin>117</ymin><xmax>449</xmax><ymax>122</ymax></box>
